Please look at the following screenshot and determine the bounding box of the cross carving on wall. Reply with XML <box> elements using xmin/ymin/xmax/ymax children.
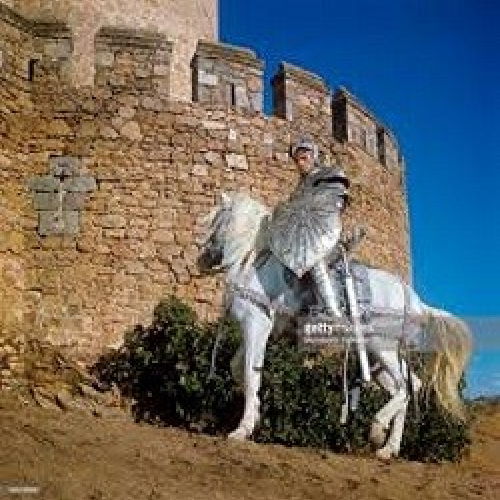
<box><xmin>28</xmin><ymin>157</ymin><xmax>97</xmax><ymax>237</ymax></box>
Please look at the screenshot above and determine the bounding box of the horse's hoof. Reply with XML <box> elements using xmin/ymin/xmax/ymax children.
<box><xmin>228</xmin><ymin>427</ymin><xmax>250</xmax><ymax>441</ymax></box>
<box><xmin>375</xmin><ymin>445</ymin><xmax>397</xmax><ymax>462</ymax></box>
<box><xmin>370</xmin><ymin>421</ymin><xmax>387</xmax><ymax>448</ymax></box>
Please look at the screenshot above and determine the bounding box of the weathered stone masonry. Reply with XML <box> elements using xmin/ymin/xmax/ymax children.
<box><xmin>0</xmin><ymin>2</ymin><xmax>410</xmax><ymax>360</ymax></box>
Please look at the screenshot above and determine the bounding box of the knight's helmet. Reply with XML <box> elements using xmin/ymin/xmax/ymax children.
<box><xmin>290</xmin><ymin>137</ymin><xmax>318</xmax><ymax>160</ymax></box>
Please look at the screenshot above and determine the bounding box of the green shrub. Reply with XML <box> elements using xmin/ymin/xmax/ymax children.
<box><xmin>92</xmin><ymin>295</ymin><xmax>471</xmax><ymax>462</ymax></box>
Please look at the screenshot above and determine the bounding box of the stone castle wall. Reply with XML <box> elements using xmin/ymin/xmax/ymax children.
<box><xmin>0</xmin><ymin>3</ymin><xmax>410</xmax><ymax>360</ymax></box>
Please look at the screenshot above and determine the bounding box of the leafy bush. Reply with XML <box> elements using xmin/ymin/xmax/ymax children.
<box><xmin>93</xmin><ymin>296</ymin><xmax>242</xmax><ymax>433</ymax></box>
<box><xmin>92</xmin><ymin>295</ymin><xmax>471</xmax><ymax>462</ymax></box>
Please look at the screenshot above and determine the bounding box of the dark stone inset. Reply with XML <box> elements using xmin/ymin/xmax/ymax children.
<box><xmin>28</xmin><ymin>156</ymin><xmax>96</xmax><ymax>236</ymax></box>
<box><xmin>49</xmin><ymin>156</ymin><xmax>80</xmax><ymax>178</ymax></box>
<box><xmin>28</xmin><ymin>175</ymin><xmax>59</xmax><ymax>192</ymax></box>
<box><xmin>32</xmin><ymin>192</ymin><xmax>60</xmax><ymax>211</ymax></box>
<box><xmin>38</xmin><ymin>210</ymin><xmax>80</xmax><ymax>237</ymax></box>
<box><xmin>63</xmin><ymin>177</ymin><xmax>97</xmax><ymax>193</ymax></box>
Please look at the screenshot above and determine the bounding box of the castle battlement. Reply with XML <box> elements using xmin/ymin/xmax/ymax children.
<box><xmin>0</xmin><ymin>2</ymin><xmax>401</xmax><ymax>168</ymax></box>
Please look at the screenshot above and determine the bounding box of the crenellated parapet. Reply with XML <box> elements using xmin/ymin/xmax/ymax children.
<box><xmin>191</xmin><ymin>40</ymin><xmax>264</xmax><ymax>112</ymax></box>
<box><xmin>332</xmin><ymin>87</ymin><xmax>400</xmax><ymax>168</ymax></box>
<box><xmin>272</xmin><ymin>62</ymin><xmax>332</xmax><ymax>136</ymax></box>
<box><xmin>0</xmin><ymin>1</ymin><xmax>400</xmax><ymax>171</ymax></box>
<box><xmin>4</xmin><ymin>0</ymin><xmax>217</xmax><ymax>100</ymax></box>
<box><xmin>30</xmin><ymin>22</ymin><xmax>73</xmax><ymax>87</ymax></box>
<box><xmin>377</xmin><ymin>126</ymin><xmax>399</xmax><ymax>170</ymax></box>
<box><xmin>94</xmin><ymin>27</ymin><xmax>172</xmax><ymax>97</ymax></box>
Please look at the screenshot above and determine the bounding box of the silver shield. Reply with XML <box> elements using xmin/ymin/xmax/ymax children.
<box><xmin>267</xmin><ymin>189</ymin><xmax>342</xmax><ymax>277</ymax></box>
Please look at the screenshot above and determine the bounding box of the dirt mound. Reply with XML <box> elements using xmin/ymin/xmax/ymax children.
<box><xmin>0</xmin><ymin>339</ymin><xmax>498</xmax><ymax>500</ymax></box>
<box><xmin>0</xmin><ymin>392</ymin><xmax>498</xmax><ymax>500</ymax></box>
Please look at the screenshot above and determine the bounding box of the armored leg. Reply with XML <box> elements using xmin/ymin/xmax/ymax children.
<box><xmin>311</xmin><ymin>260</ymin><xmax>342</xmax><ymax>317</ymax></box>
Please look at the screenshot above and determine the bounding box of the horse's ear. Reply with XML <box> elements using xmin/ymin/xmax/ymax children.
<box><xmin>220</xmin><ymin>191</ymin><xmax>231</xmax><ymax>206</ymax></box>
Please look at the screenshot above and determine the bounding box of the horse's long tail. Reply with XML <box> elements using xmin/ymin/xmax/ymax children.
<box><xmin>422</xmin><ymin>310</ymin><xmax>473</xmax><ymax>421</ymax></box>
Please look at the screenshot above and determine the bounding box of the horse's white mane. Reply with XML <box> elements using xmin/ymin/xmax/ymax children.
<box><xmin>203</xmin><ymin>191</ymin><xmax>270</xmax><ymax>273</ymax></box>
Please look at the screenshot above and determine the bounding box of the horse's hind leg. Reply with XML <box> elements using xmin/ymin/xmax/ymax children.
<box><xmin>228</xmin><ymin>306</ymin><xmax>273</xmax><ymax>441</ymax></box>
<box><xmin>378</xmin><ymin>399</ymin><xmax>409</xmax><ymax>460</ymax></box>
<box><xmin>381</xmin><ymin>363</ymin><xmax>421</xmax><ymax>459</ymax></box>
<box><xmin>370</xmin><ymin>350</ymin><xmax>421</xmax><ymax>460</ymax></box>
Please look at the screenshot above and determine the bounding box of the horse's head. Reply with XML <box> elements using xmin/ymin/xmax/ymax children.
<box><xmin>197</xmin><ymin>191</ymin><xmax>269</xmax><ymax>275</ymax></box>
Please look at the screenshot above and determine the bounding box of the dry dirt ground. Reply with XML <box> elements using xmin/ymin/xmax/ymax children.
<box><xmin>0</xmin><ymin>394</ymin><xmax>498</xmax><ymax>500</ymax></box>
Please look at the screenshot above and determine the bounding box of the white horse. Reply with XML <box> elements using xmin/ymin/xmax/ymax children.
<box><xmin>198</xmin><ymin>191</ymin><xmax>472</xmax><ymax>460</ymax></box>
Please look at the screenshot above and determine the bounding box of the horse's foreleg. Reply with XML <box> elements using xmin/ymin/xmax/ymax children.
<box><xmin>228</xmin><ymin>309</ymin><xmax>273</xmax><ymax>441</ymax></box>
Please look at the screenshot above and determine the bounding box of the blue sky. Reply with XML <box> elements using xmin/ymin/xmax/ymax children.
<box><xmin>219</xmin><ymin>0</ymin><xmax>499</xmax><ymax>396</ymax></box>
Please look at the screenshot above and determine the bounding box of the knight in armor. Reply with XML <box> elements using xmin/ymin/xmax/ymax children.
<box><xmin>267</xmin><ymin>138</ymin><xmax>350</xmax><ymax>318</ymax></box>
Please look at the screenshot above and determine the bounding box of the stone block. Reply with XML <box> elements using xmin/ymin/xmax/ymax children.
<box><xmin>43</xmin><ymin>39</ymin><xmax>72</xmax><ymax>59</ymax></box>
<box><xmin>247</xmin><ymin>76</ymin><xmax>262</xmax><ymax>93</ymax></box>
<box><xmin>101</xmin><ymin>215</ymin><xmax>127</xmax><ymax>229</ymax></box>
<box><xmin>120</xmin><ymin>121</ymin><xmax>142</xmax><ymax>141</ymax></box>
<box><xmin>28</xmin><ymin>175</ymin><xmax>59</xmax><ymax>192</ymax></box>
<box><xmin>141</xmin><ymin>96</ymin><xmax>163</xmax><ymax>111</ymax></box>
<box><xmin>111</xmin><ymin>116</ymin><xmax>125</xmax><ymax>130</ymax></box>
<box><xmin>153</xmin><ymin>78</ymin><xmax>170</xmax><ymax>95</ymax></box>
<box><xmin>195</xmin><ymin>85</ymin><xmax>211</xmax><ymax>103</ymax></box>
<box><xmin>198</xmin><ymin>69</ymin><xmax>218</xmax><ymax>87</ymax></box>
<box><xmin>62</xmin><ymin>193</ymin><xmax>88</xmax><ymax>211</ymax></box>
<box><xmin>134</xmin><ymin>66</ymin><xmax>150</xmax><ymax>78</ymax></box>
<box><xmin>192</xmin><ymin>164</ymin><xmax>208</xmax><ymax>176</ymax></box>
<box><xmin>263</xmin><ymin>133</ymin><xmax>273</xmax><ymax>145</ymax></box>
<box><xmin>46</xmin><ymin>119</ymin><xmax>72</xmax><ymax>136</ymax></box>
<box><xmin>63</xmin><ymin>176</ymin><xmax>97</xmax><ymax>193</ymax></box>
<box><xmin>125</xmin><ymin>261</ymin><xmax>146</xmax><ymax>275</ymax></box>
<box><xmin>38</xmin><ymin>210</ymin><xmax>79</xmax><ymax>236</ymax></box>
<box><xmin>205</xmin><ymin>152</ymin><xmax>222</xmax><ymax>165</ymax></box>
<box><xmin>197</xmin><ymin>59</ymin><xmax>214</xmax><ymax>72</ymax></box>
<box><xmin>234</xmin><ymin>86</ymin><xmax>250</xmax><ymax>108</ymax></box>
<box><xmin>202</xmin><ymin>120</ymin><xmax>226</xmax><ymax>130</ymax></box>
<box><xmin>151</xmin><ymin>229</ymin><xmax>174</xmax><ymax>243</ymax></box>
<box><xmin>118</xmin><ymin>106</ymin><xmax>136</xmax><ymax>119</ymax></box>
<box><xmin>49</xmin><ymin>156</ymin><xmax>80</xmax><ymax>178</ymax></box>
<box><xmin>153</xmin><ymin>64</ymin><xmax>169</xmax><ymax>76</ymax></box>
<box><xmin>100</xmin><ymin>126</ymin><xmax>119</xmax><ymax>139</ymax></box>
<box><xmin>33</xmin><ymin>192</ymin><xmax>59</xmax><ymax>211</ymax></box>
<box><xmin>250</xmin><ymin>92</ymin><xmax>263</xmax><ymax>112</ymax></box>
<box><xmin>226</xmin><ymin>153</ymin><xmax>248</xmax><ymax>171</ymax></box>
<box><xmin>64</xmin><ymin>210</ymin><xmax>81</xmax><ymax>235</ymax></box>
<box><xmin>95</xmin><ymin>51</ymin><xmax>114</xmax><ymax>67</ymax></box>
